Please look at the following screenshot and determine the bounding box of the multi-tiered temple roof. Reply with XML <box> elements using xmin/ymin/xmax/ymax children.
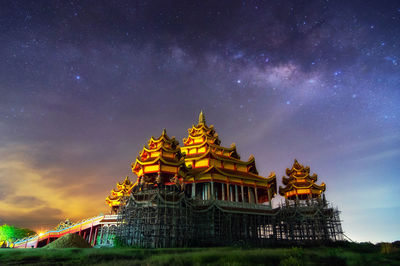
<box><xmin>132</xmin><ymin>129</ymin><xmax>187</xmax><ymax>188</ymax></box>
<box><xmin>105</xmin><ymin>111</ymin><xmax>279</xmax><ymax>210</ymax></box>
<box><xmin>279</xmin><ymin>159</ymin><xmax>326</xmax><ymax>200</ymax></box>
<box><xmin>181</xmin><ymin>111</ymin><xmax>276</xmax><ymax>203</ymax></box>
<box><xmin>106</xmin><ymin>176</ymin><xmax>134</xmax><ymax>213</ymax></box>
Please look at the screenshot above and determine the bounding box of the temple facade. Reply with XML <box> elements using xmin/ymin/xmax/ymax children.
<box><xmin>108</xmin><ymin>112</ymin><xmax>342</xmax><ymax>247</ymax></box>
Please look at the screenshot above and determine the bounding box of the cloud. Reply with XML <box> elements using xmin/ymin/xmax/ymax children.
<box><xmin>0</xmin><ymin>143</ymin><xmax>109</xmax><ymax>230</ymax></box>
<box><xmin>355</xmin><ymin>148</ymin><xmax>400</xmax><ymax>162</ymax></box>
<box><xmin>5</xmin><ymin>196</ymin><xmax>45</xmax><ymax>208</ymax></box>
<box><xmin>1</xmin><ymin>207</ymin><xmax>64</xmax><ymax>230</ymax></box>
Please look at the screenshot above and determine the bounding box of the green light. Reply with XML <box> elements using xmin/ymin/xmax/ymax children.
<box><xmin>0</xmin><ymin>224</ymin><xmax>36</xmax><ymax>247</ymax></box>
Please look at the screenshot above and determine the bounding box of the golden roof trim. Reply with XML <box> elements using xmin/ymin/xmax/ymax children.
<box><xmin>195</xmin><ymin>166</ymin><xmax>275</xmax><ymax>183</ymax></box>
<box><xmin>132</xmin><ymin>155</ymin><xmax>185</xmax><ymax>167</ymax></box>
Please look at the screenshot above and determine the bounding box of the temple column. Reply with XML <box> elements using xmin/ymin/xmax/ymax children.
<box><xmin>157</xmin><ymin>172</ymin><xmax>161</xmax><ymax>185</ymax></box>
<box><xmin>192</xmin><ymin>182</ymin><xmax>196</xmax><ymax>198</ymax></box>
<box><xmin>248</xmin><ymin>187</ymin><xmax>251</xmax><ymax>203</ymax></box>
<box><xmin>255</xmin><ymin>186</ymin><xmax>258</xmax><ymax>204</ymax></box>
<box><xmin>93</xmin><ymin>227</ymin><xmax>98</xmax><ymax>246</ymax></box>
<box><xmin>235</xmin><ymin>185</ymin><xmax>238</xmax><ymax>202</ymax></box>
<box><xmin>267</xmin><ymin>188</ymin><xmax>272</xmax><ymax>207</ymax></box>
<box><xmin>241</xmin><ymin>185</ymin><xmax>244</xmax><ymax>203</ymax></box>
<box><xmin>227</xmin><ymin>182</ymin><xmax>230</xmax><ymax>201</ymax></box>
<box><xmin>88</xmin><ymin>223</ymin><xmax>94</xmax><ymax>244</ymax></box>
<box><xmin>210</xmin><ymin>181</ymin><xmax>214</xmax><ymax>199</ymax></box>
<box><xmin>222</xmin><ymin>183</ymin><xmax>225</xmax><ymax>200</ymax></box>
<box><xmin>99</xmin><ymin>225</ymin><xmax>104</xmax><ymax>245</ymax></box>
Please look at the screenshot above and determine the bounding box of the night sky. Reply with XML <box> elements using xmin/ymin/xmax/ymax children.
<box><xmin>0</xmin><ymin>1</ymin><xmax>399</xmax><ymax>243</ymax></box>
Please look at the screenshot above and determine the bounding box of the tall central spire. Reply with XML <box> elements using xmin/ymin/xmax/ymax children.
<box><xmin>198</xmin><ymin>110</ymin><xmax>206</xmax><ymax>125</ymax></box>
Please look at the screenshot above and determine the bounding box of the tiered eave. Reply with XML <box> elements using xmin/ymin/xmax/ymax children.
<box><xmin>279</xmin><ymin>159</ymin><xmax>326</xmax><ymax>200</ymax></box>
<box><xmin>106</xmin><ymin>176</ymin><xmax>135</xmax><ymax>213</ymax></box>
<box><xmin>132</xmin><ymin>129</ymin><xmax>187</xmax><ymax>188</ymax></box>
<box><xmin>181</xmin><ymin>111</ymin><xmax>277</xmax><ymax>201</ymax></box>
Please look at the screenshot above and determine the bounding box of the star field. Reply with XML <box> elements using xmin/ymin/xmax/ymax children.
<box><xmin>0</xmin><ymin>0</ymin><xmax>399</xmax><ymax>242</ymax></box>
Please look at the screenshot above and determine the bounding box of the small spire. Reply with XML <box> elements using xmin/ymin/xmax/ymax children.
<box><xmin>162</xmin><ymin>128</ymin><xmax>167</xmax><ymax>135</ymax></box>
<box><xmin>199</xmin><ymin>110</ymin><xmax>206</xmax><ymax>124</ymax></box>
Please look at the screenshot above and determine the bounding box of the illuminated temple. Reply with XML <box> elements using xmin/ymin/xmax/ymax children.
<box><xmin>107</xmin><ymin>111</ymin><xmax>277</xmax><ymax>210</ymax></box>
<box><xmin>279</xmin><ymin>159</ymin><xmax>326</xmax><ymax>200</ymax></box>
<box><xmin>106</xmin><ymin>177</ymin><xmax>134</xmax><ymax>214</ymax></box>
<box><xmin>13</xmin><ymin>112</ymin><xmax>342</xmax><ymax>249</ymax></box>
<box><xmin>106</xmin><ymin>112</ymin><xmax>342</xmax><ymax>247</ymax></box>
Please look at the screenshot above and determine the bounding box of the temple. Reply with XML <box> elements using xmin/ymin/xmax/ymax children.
<box><xmin>106</xmin><ymin>176</ymin><xmax>135</xmax><ymax>214</ymax></box>
<box><xmin>132</xmin><ymin>128</ymin><xmax>187</xmax><ymax>191</ymax></box>
<box><xmin>114</xmin><ymin>112</ymin><xmax>343</xmax><ymax>247</ymax></box>
<box><xmin>13</xmin><ymin>111</ymin><xmax>343</xmax><ymax>249</ymax></box>
<box><xmin>181</xmin><ymin>111</ymin><xmax>277</xmax><ymax>204</ymax></box>
<box><xmin>279</xmin><ymin>159</ymin><xmax>326</xmax><ymax>200</ymax></box>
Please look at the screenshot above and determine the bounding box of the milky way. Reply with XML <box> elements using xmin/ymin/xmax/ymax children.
<box><xmin>0</xmin><ymin>1</ymin><xmax>399</xmax><ymax>242</ymax></box>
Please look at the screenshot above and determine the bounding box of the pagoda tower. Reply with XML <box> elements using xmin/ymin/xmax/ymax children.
<box><xmin>181</xmin><ymin>111</ymin><xmax>277</xmax><ymax>204</ymax></box>
<box><xmin>106</xmin><ymin>176</ymin><xmax>135</xmax><ymax>214</ymax></box>
<box><xmin>132</xmin><ymin>129</ymin><xmax>187</xmax><ymax>190</ymax></box>
<box><xmin>279</xmin><ymin>159</ymin><xmax>326</xmax><ymax>200</ymax></box>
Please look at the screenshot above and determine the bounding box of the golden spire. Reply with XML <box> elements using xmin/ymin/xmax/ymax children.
<box><xmin>199</xmin><ymin>110</ymin><xmax>206</xmax><ymax>124</ymax></box>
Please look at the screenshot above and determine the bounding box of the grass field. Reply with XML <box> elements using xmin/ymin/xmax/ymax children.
<box><xmin>0</xmin><ymin>243</ymin><xmax>399</xmax><ymax>265</ymax></box>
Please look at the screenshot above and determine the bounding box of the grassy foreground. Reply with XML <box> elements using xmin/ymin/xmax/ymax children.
<box><xmin>0</xmin><ymin>244</ymin><xmax>399</xmax><ymax>265</ymax></box>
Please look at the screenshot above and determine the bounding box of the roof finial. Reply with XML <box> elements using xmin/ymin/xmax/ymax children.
<box><xmin>162</xmin><ymin>128</ymin><xmax>167</xmax><ymax>135</ymax></box>
<box><xmin>199</xmin><ymin>110</ymin><xmax>206</xmax><ymax>124</ymax></box>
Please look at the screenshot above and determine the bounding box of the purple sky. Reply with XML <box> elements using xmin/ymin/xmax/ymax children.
<box><xmin>0</xmin><ymin>0</ymin><xmax>399</xmax><ymax>242</ymax></box>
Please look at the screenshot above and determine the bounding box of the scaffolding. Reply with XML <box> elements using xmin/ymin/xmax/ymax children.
<box><xmin>117</xmin><ymin>188</ymin><xmax>343</xmax><ymax>247</ymax></box>
<box><xmin>117</xmin><ymin>186</ymin><xmax>192</xmax><ymax>248</ymax></box>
